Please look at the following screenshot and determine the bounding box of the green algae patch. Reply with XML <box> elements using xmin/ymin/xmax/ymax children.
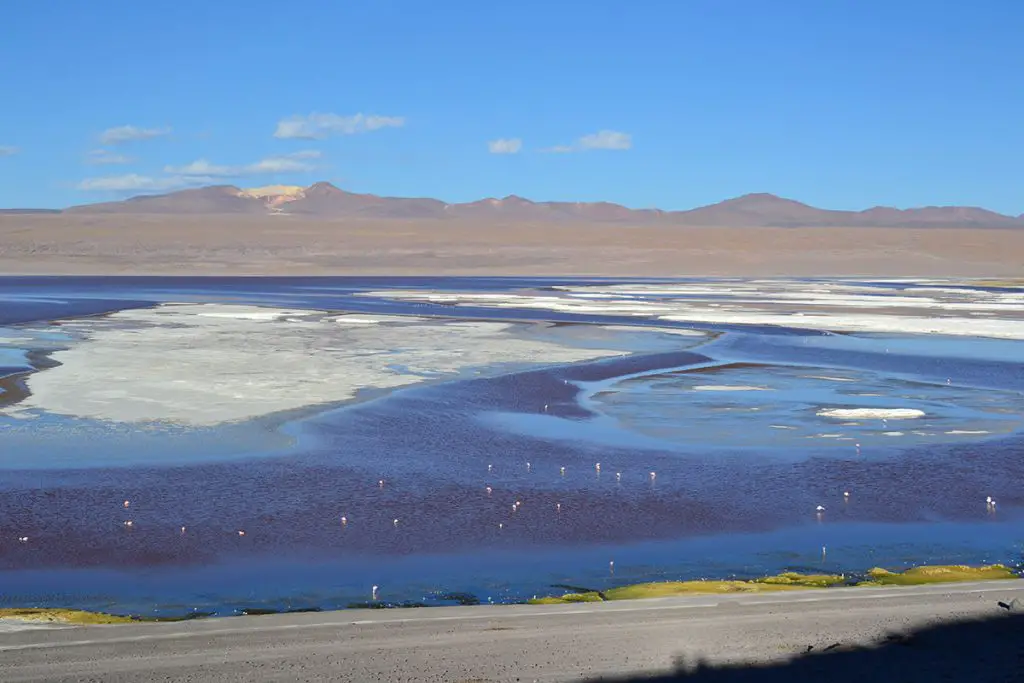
<box><xmin>859</xmin><ymin>564</ymin><xmax>1018</xmax><ymax>586</ymax></box>
<box><xmin>528</xmin><ymin>592</ymin><xmax>604</xmax><ymax>605</ymax></box>
<box><xmin>0</xmin><ymin>608</ymin><xmax>135</xmax><ymax>625</ymax></box>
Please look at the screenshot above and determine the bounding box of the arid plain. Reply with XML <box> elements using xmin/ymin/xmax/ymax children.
<box><xmin>3</xmin><ymin>214</ymin><xmax>1024</xmax><ymax>277</ymax></box>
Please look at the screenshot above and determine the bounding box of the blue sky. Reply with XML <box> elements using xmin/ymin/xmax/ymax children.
<box><xmin>2</xmin><ymin>0</ymin><xmax>1022</xmax><ymax>212</ymax></box>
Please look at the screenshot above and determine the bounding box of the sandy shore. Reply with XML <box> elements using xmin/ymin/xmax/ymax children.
<box><xmin>2</xmin><ymin>214</ymin><xmax>1024</xmax><ymax>276</ymax></box>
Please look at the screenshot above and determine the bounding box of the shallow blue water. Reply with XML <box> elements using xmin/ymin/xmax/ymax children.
<box><xmin>0</xmin><ymin>276</ymin><xmax>1022</xmax><ymax>616</ymax></box>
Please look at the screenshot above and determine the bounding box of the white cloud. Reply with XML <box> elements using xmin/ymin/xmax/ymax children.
<box><xmin>76</xmin><ymin>174</ymin><xmax>205</xmax><ymax>192</ymax></box>
<box><xmin>86</xmin><ymin>149</ymin><xmax>134</xmax><ymax>165</ymax></box>
<box><xmin>99</xmin><ymin>125</ymin><xmax>171</xmax><ymax>145</ymax></box>
<box><xmin>487</xmin><ymin>138</ymin><xmax>522</xmax><ymax>154</ymax></box>
<box><xmin>283</xmin><ymin>149</ymin><xmax>322</xmax><ymax>159</ymax></box>
<box><xmin>273</xmin><ymin>112</ymin><xmax>405</xmax><ymax>139</ymax></box>
<box><xmin>543</xmin><ymin>130</ymin><xmax>632</xmax><ymax>153</ymax></box>
<box><xmin>164</xmin><ymin>151</ymin><xmax>320</xmax><ymax>178</ymax></box>
<box><xmin>579</xmin><ymin>130</ymin><xmax>632</xmax><ymax>150</ymax></box>
<box><xmin>0</xmin><ymin>145</ymin><xmax>19</xmax><ymax>157</ymax></box>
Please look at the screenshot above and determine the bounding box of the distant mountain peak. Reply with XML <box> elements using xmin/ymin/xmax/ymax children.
<box><xmin>54</xmin><ymin>181</ymin><xmax>1024</xmax><ymax>228</ymax></box>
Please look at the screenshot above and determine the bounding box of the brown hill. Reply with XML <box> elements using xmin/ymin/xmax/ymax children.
<box><xmin>59</xmin><ymin>183</ymin><xmax>1024</xmax><ymax>228</ymax></box>
<box><xmin>65</xmin><ymin>185</ymin><xmax>266</xmax><ymax>215</ymax></box>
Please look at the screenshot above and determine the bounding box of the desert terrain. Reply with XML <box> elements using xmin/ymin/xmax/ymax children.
<box><xmin>4</xmin><ymin>214</ymin><xmax>1024</xmax><ymax>278</ymax></box>
<box><xmin>2</xmin><ymin>184</ymin><xmax>1023</xmax><ymax>277</ymax></box>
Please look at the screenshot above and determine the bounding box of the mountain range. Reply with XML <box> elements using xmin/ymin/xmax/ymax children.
<box><xmin>29</xmin><ymin>182</ymin><xmax>1024</xmax><ymax>228</ymax></box>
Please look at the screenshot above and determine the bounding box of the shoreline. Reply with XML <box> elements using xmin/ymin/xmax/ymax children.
<box><xmin>1</xmin><ymin>564</ymin><xmax>1017</xmax><ymax>626</ymax></box>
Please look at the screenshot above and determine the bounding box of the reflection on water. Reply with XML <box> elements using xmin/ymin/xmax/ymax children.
<box><xmin>0</xmin><ymin>276</ymin><xmax>1022</xmax><ymax>616</ymax></box>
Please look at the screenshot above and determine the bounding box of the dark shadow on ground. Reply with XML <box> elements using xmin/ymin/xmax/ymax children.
<box><xmin>588</xmin><ymin>611</ymin><xmax>1024</xmax><ymax>682</ymax></box>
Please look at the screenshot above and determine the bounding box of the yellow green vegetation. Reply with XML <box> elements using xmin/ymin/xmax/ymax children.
<box><xmin>0</xmin><ymin>608</ymin><xmax>134</xmax><ymax>625</ymax></box>
<box><xmin>528</xmin><ymin>573</ymin><xmax>846</xmax><ymax>604</ymax></box>
<box><xmin>530</xmin><ymin>565</ymin><xmax>1019</xmax><ymax>604</ymax></box>
<box><xmin>528</xmin><ymin>592</ymin><xmax>604</xmax><ymax>605</ymax></box>
<box><xmin>754</xmin><ymin>572</ymin><xmax>848</xmax><ymax>588</ymax></box>
<box><xmin>969</xmin><ymin>279</ymin><xmax>1024</xmax><ymax>289</ymax></box>
<box><xmin>859</xmin><ymin>564</ymin><xmax>1016</xmax><ymax>586</ymax></box>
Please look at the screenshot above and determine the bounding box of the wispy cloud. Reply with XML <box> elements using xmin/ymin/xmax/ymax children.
<box><xmin>0</xmin><ymin>145</ymin><xmax>19</xmax><ymax>157</ymax></box>
<box><xmin>543</xmin><ymin>130</ymin><xmax>632</xmax><ymax>153</ymax></box>
<box><xmin>99</xmin><ymin>125</ymin><xmax>171</xmax><ymax>145</ymax></box>
<box><xmin>274</xmin><ymin>112</ymin><xmax>405</xmax><ymax>139</ymax></box>
<box><xmin>86</xmin><ymin>149</ymin><xmax>134</xmax><ymax>165</ymax></box>
<box><xmin>487</xmin><ymin>138</ymin><xmax>522</xmax><ymax>154</ymax></box>
<box><xmin>579</xmin><ymin>130</ymin><xmax>632</xmax><ymax>150</ymax></box>
<box><xmin>79</xmin><ymin>151</ymin><xmax>322</xmax><ymax>193</ymax></box>
<box><xmin>76</xmin><ymin>174</ymin><xmax>206</xmax><ymax>192</ymax></box>
<box><xmin>164</xmin><ymin>151</ymin><xmax>321</xmax><ymax>177</ymax></box>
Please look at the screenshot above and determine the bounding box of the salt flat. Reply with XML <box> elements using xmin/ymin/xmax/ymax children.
<box><xmin>361</xmin><ymin>280</ymin><xmax>1024</xmax><ymax>339</ymax></box>
<box><xmin>6</xmin><ymin>304</ymin><xmax>635</xmax><ymax>425</ymax></box>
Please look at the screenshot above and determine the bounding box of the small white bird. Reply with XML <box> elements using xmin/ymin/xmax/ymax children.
<box><xmin>595</xmin><ymin>463</ymin><xmax>601</xmax><ymax>472</ymax></box>
<box><xmin>649</xmin><ymin>471</ymin><xmax>657</xmax><ymax>480</ymax></box>
<box><xmin>238</xmin><ymin>530</ymin><xmax>245</xmax><ymax>536</ymax></box>
<box><xmin>843</xmin><ymin>491</ymin><xmax>850</xmax><ymax>499</ymax></box>
<box><xmin>485</xmin><ymin>486</ymin><xmax>493</xmax><ymax>495</ymax></box>
<box><xmin>610</xmin><ymin>560</ymin><xmax>615</xmax><ymax>573</ymax></box>
<box><xmin>17</xmin><ymin>536</ymin><xmax>28</xmax><ymax>543</ymax></box>
<box><xmin>816</xmin><ymin>505</ymin><xmax>826</xmax><ymax>512</ymax></box>
<box><xmin>123</xmin><ymin>500</ymin><xmax>130</xmax><ymax>508</ymax></box>
<box><xmin>378</xmin><ymin>479</ymin><xmax>385</xmax><ymax>488</ymax></box>
<box><xmin>123</xmin><ymin>520</ymin><xmax>133</xmax><ymax>527</ymax></box>
<box><xmin>341</xmin><ymin>516</ymin><xmax>348</xmax><ymax>526</ymax></box>
<box><xmin>393</xmin><ymin>518</ymin><xmax>400</xmax><ymax>527</ymax></box>
<box><xmin>560</xmin><ymin>467</ymin><xmax>566</xmax><ymax>476</ymax></box>
<box><xmin>372</xmin><ymin>585</ymin><xmax>379</xmax><ymax>600</ymax></box>
<box><xmin>180</xmin><ymin>526</ymin><xmax>186</xmax><ymax>534</ymax></box>
<box><xmin>556</xmin><ymin>502</ymin><xmax>562</xmax><ymax>512</ymax></box>
<box><xmin>526</xmin><ymin>462</ymin><xmax>531</xmax><ymax>472</ymax></box>
<box><xmin>616</xmin><ymin>472</ymin><xmax>622</xmax><ymax>482</ymax></box>
<box><xmin>488</xmin><ymin>464</ymin><xmax>493</xmax><ymax>473</ymax></box>
<box><xmin>499</xmin><ymin>522</ymin><xmax>504</xmax><ymax>530</ymax></box>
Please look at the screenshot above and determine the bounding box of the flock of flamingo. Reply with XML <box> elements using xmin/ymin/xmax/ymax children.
<box><xmin>8</xmin><ymin>458</ymin><xmax>999</xmax><ymax>565</ymax></box>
